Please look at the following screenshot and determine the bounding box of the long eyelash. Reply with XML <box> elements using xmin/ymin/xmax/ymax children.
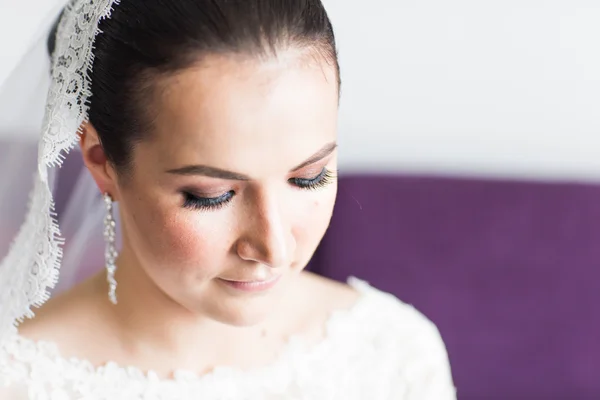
<box><xmin>290</xmin><ymin>168</ymin><xmax>337</xmax><ymax>190</ymax></box>
<box><xmin>182</xmin><ymin>191</ymin><xmax>234</xmax><ymax>211</ymax></box>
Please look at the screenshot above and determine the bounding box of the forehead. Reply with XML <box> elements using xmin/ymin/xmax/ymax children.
<box><xmin>141</xmin><ymin>52</ymin><xmax>339</xmax><ymax>173</ymax></box>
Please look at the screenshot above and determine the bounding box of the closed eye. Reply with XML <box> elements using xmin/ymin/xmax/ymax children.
<box><xmin>289</xmin><ymin>168</ymin><xmax>336</xmax><ymax>190</ymax></box>
<box><xmin>182</xmin><ymin>190</ymin><xmax>234</xmax><ymax>211</ymax></box>
<box><xmin>182</xmin><ymin>168</ymin><xmax>335</xmax><ymax>211</ymax></box>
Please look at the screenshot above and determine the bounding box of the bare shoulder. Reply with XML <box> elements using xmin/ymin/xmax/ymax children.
<box><xmin>296</xmin><ymin>273</ymin><xmax>451</xmax><ymax>368</ymax></box>
<box><xmin>297</xmin><ymin>272</ymin><xmax>441</xmax><ymax>340</ymax></box>
<box><xmin>17</xmin><ymin>276</ymin><xmax>109</xmax><ymax>349</ymax></box>
<box><xmin>282</xmin><ymin>272</ymin><xmax>362</xmax><ymax>343</ymax></box>
<box><xmin>298</xmin><ymin>271</ymin><xmax>361</xmax><ymax>312</ymax></box>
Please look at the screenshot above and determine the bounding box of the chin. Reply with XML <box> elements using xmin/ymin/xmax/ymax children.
<box><xmin>173</xmin><ymin>272</ymin><xmax>298</xmax><ymax>327</ymax></box>
<box><xmin>192</xmin><ymin>281</ymin><xmax>284</xmax><ymax>327</ymax></box>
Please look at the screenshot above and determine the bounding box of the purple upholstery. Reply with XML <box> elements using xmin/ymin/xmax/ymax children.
<box><xmin>308</xmin><ymin>175</ymin><xmax>600</xmax><ymax>399</ymax></box>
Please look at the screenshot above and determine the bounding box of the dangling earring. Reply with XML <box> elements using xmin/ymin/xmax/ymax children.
<box><xmin>103</xmin><ymin>192</ymin><xmax>118</xmax><ymax>305</ymax></box>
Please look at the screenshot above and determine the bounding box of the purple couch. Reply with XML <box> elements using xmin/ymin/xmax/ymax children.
<box><xmin>308</xmin><ymin>175</ymin><xmax>600</xmax><ymax>399</ymax></box>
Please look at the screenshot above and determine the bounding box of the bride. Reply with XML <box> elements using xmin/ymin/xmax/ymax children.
<box><xmin>0</xmin><ymin>0</ymin><xmax>456</xmax><ymax>398</ymax></box>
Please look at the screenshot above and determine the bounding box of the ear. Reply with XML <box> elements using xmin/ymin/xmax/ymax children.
<box><xmin>79</xmin><ymin>121</ymin><xmax>120</xmax><ymax>201</ymax></box>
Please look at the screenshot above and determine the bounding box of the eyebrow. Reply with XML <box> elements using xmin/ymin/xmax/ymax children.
<box><xmin>166</xmin><ymin>141</ymin><xmax>338</xmax><ymax>180</ymax></box>
<box><xmin>290</xmin><ymin>141</ymin><xmax>338</xmax><ymax>172</ymax></box>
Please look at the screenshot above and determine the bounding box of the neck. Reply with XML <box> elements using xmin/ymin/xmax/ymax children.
<box><xmin>92</xmin><ymin>244</ymin><xmax>305</xmax><ymax>376</ymax></box>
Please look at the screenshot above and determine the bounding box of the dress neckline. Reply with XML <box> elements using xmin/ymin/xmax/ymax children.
<box><xmin>6</xmin><ymin>277</ymin><xmax>378</xmax><ymax>387</ymax></box>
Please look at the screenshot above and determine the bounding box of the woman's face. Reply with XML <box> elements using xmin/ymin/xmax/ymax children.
<box><xmin>115</xmin><ymin>53</ymin><xmax>339</xmax><ymax>326</ymax></box>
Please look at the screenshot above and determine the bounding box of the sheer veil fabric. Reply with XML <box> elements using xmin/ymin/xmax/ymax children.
<box><xmin>0</xmin><ymin>0</ymin><xmax>122</xmax><ymax>344</ymax></box>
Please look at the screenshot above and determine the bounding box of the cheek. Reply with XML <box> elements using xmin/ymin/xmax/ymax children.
<box><xmin>293</xmin><ymin>187</ymin><xmax>337</xmax><ymax>248</ymax></box>
<box><xmin>125</xmin><ymin>201</ymin><xmax>227</xmax><ymax>273</ymax></box>
<box><xmin>161</xmin><ymin>214</ymin><xmax>209</xmax><ymax>262</ymax></box>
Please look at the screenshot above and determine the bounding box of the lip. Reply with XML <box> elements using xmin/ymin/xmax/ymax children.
<box><xmin>218</xmin><ymin>275</ymin><xmax>282</xmax><ymax>293</ymax></box>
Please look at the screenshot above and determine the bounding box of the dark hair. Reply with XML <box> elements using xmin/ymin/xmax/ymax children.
<box><xmin>48</xmin><ymin>0</ymin><xmax>340</xmax><ymax>174</ymax></box>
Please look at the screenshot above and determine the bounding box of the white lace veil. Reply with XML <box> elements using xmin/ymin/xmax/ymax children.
<box><xmin>0</xmin><ymin>0</ymin><xmax>121</xmax><ymax>344</ymax></box>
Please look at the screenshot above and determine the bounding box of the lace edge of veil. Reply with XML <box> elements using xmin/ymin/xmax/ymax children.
<box><xmin>0</xmin><ymin>0</ymin><xmax>121</xmax><ymax>344</ymax></box>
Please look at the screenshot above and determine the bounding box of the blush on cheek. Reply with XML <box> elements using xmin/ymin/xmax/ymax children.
<box><xmin>159</xmin><ymin>214</ymin><xmax>212</xmax><ymax>266</ymax></box>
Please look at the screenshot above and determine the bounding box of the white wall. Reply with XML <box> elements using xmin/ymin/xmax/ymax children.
<box><xmin>2</xmin><ymin>1</ymin><xmax>600</xmax><ymax>181</ymax></box>
<box><xmin>0</xmin><ymin>0</ymin><xmax>62</xmax><ymax>87</ymax></box>
<box><xmin>325</xmin><ymin>0</ymin><xmax>600</xmax><ymax>181</ymax></box>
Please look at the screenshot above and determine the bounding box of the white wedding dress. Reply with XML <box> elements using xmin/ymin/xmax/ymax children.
<box><xmin>0</xmin><ymin>278</ymin><xmax>456</xmax><ymax>400</ymax></box>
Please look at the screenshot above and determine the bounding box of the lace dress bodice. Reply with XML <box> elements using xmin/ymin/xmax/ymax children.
<box><xmin>0</xmin><ymin>278</ymin><xmax>456</xmax><ymax>399</ymax></box>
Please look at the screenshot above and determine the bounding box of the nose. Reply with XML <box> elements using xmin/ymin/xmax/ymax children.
<box><xmin>235</xmin><ymin>190</ymin><xmax>295</xmax><ymax>269</ymax></box>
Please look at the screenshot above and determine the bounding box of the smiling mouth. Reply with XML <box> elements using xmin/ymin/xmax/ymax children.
<box><xmin>217</xmin><ymin>275</ymin><xmax>282</xmax><ymax>293</ymax></box>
